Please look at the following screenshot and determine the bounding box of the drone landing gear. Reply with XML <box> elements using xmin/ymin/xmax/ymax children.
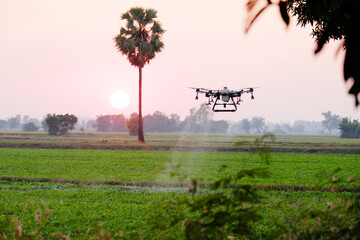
<box><xmin>212</xmin><ymin>97</ymin><xmax>237</xmax><ymax>112</ymax></box>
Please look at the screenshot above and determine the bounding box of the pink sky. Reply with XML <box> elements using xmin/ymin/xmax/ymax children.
<box><xmin>0</xmin><ymin>0</ymin><xmax>359</xmax><ymax>123</ymax></box>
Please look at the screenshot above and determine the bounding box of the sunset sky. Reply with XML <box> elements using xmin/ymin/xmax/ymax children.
<box><xmin>0</xmin><ymin>0</ymin><xmax>359</xmax><ymax>123</ymax></box>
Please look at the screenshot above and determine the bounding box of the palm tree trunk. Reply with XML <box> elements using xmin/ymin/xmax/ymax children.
<box><xmin>138</xmin><ymin>66</ymin><xmax>145</xmax><ymax>143</ymax></box>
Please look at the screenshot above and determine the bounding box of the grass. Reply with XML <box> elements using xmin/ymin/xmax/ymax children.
<box><xmin>0</xmin><ymin>181</ymin><xmax>184</xmax><ymax>239</ymax></box>
<box><xmin>1</xmin><ymin>132</ymin><xmax>360</xmax><ymax>153</ymax></box>
<box><xmin>0</xmin><ymin>148</ymin><xmax>359</xmax><ymax>188</ymax></box>
<box><xmin>0</xmin><ymin>132</ymin><xmax>359</xmax><ymax>239</ymax></box>
<box><xmin>0</xmin><ymin>181</ymin><xmax>356</xmax><ymax>239</ymax></box>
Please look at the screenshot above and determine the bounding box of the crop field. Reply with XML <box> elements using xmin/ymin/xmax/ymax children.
<box><xmin>1</xmin><ymin>132</ymin><xmax>360</xmax><ymax>153</ymax></box>
<box><xmin>0</xmin><ymin>132</ymin><xmax>359</xmax><ymax>239</ymax></box>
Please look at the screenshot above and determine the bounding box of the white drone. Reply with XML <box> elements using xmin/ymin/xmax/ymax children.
<box><xmin>191</xmin><ymin>86</ymin><xmax>257</xmax><ymax>112</ymax></box>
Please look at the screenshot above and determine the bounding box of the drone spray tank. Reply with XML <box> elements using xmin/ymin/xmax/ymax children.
<box><xmin>219</xmin><ymin>87</ymin><xmax>230</xmax><ymax>102</ymax></box>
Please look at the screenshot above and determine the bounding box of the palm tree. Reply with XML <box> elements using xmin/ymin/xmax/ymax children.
<box><xmin>114</xmin><ymin>7</ymin><xmax>165</xmax><ymax>143</ymax></box>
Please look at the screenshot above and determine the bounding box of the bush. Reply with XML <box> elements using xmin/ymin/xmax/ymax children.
<box><xmin>339</xmin><ymin>117</ymin><xmax>360</xmax><ymax>138</ymax></box>
<box><xmin>126</xmin><ymin>114</ymin><xmax>139</xmax><ymax>136</ymax></box>
<box><xmin>45</xmin><ymin>114</ymin><xmax>77</xmax><ymax>136</ymax></box>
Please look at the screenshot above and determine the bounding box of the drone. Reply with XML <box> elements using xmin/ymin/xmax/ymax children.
<box><xmin>191</xmin><ymin>86</ymin><xmax>257</xmax><ymax>112</ymax></box>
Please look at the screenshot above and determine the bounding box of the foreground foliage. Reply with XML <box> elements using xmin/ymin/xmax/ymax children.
<box><xmin>246</xmin><ymin>0</ymin><xmax>360</xmax><ymax>106</ymax></box>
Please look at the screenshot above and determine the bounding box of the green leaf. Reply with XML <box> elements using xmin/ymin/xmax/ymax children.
<box><xmin>151</xmin><ymin>21</ymin><xmax>165</xmax><ymax>34</ymax></box>
<box><xmin>279</xmin><ymin>1</ymin><xmax>290</xmax><ymax>26</ymax></box>
<box><xmin>130</xmin><ymin>8</ymin><xmax>145</xmax><ymax>26</ymax></box>
<box><xmin>144</xmin><ymin>9</ymin><xmax>157</xmax><ymax>25</ymax></box>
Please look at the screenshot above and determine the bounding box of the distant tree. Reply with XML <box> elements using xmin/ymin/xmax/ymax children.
<box><xmin>95</xmin><ymin>115</ymin><xmax>112</xmax><ymax>132</ymax></box>
<box><xmin>0</xmin><ymin>120</ymin><xmax>8</xmax><ymax>130</ymax></box>
<box><xmin>22</xmin><ymin>115</ymin><xmax>30</xmax><ymax>124</ymax></box>
<box><xmin>292</xmin><ymin>122</ymin><xmax>305</xmax><ymax>133</ymax></box>
<box><xmin>251</xmin><ymin>116</ymin><xmax>265</xmax><ymax>133</ymax></box>
<box><xmin>41</xmin><ymin>118</ymin><xmax>49</xmax><ymax>132</ymax></box>
<box><xmin>45</xmin><ymin>114</ymin><xmax>78</xmax><ymax>136</ymax></box>
<box><xmin>23</xmin><ymin>122</ymin><xmax>39</xmax><ymax>132</ymax></box>
<box><xmin>272</xmin><ymin>123</ymin><xmax>284</xmax><ymax>134</ymax></box>
<box><xmin>86</xmin><ymin>119</ymin><xmax>97</xmax><ymax>131</ymax></box>
<box><xmin>22</xmin><ymin>115</ymin><xmax>40</xmax><ymax>127</ymax></box>
<box><xmin>208</xmin><ymin>120</ymin><xmax>229</xmax><ymax>133</ymax></box>
<box><xmin>95</xmin><ymin>115</ymin><xmax>127</xmax><ymax>132</ymax></box>
<box><xmin>241</xmin><ymin>119</ymin><xmax>252</xmax><ymax>134</ymax></box>
<box><xmin>169</xmin><ymin>114</ymin><xmax>181</xmax><ymax>132</ymax></box>
<box><xmin>111</xmin><ymin>114</ymin><xmax>127</xmax><ymax>132</ymax></box>
<box><xmin>183</xmin><ymin>103</ymin><xmax>213</xmax><ymax>133</ymax></box>
<box><xmin>182</xmin><ymin>108</ymin><xmax>200</xmax><ymax>133</ymax></box>
<box><xmin>114</xmin><ymin>7</ymin><xmax>165</xmax><ymax>143</ymax></box>
<box><xmin>144</xmin><ymin>111</ymin><xmax>177</xmax><ymax>133</ymax></box>
<box><xmin>339</xmin><ymin>117</ymin><xmax>360</xmax><ymax>138</ymax></box>
<box><xmin>271</xmin><ymin>122</ymin><xmax>292</xmax><ymax>134</ymax></box>
<box><xmin>8</xmin><ymin>114</ymin><xmax>21</xmax><ymax>130</ymax></box>
<box><xmin>246</xmin><ymin>0</ymin><xmax>360</xmax><ymax>106</ymax></box>
<box><xmin>144</xmin><ymin>111</ymin><xmax>166</xmax><ymax>132</ymax></box>
<box><xmin>293</xmin><ymin>120</ymin><xmax>323</xmax><ymax>134</ymax></box>
<box><xmin>322</xmin><ymin>111</ymin><xmax>340</xmax><ymax>134</ymax></box>
<box><xmin>126</xmin><ymin>113</ymin><xmax>140</xmax><ymax>136</ymax></box>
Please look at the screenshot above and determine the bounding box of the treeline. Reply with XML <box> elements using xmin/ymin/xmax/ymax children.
<box><xmin>1</xmin><ymin>108</ymin><xmax>359</xmax><ymax>138</ymax></box>
<box><xmin>92</xmin><ymin>107</ymin><xmax>229</xmax><ymax>134</ymax></box>
<box><xmin>0</xmin><ymin>114</ymin><xmax>44</xmax><ymax>132</ymax></box>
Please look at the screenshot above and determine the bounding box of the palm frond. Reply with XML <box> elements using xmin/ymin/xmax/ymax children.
<box><xmin>115</xmin><ymin>7</ymin><xmax>165</xmax><ymax>68</ymax></box>
<box><xmin>144</xmin><ymin>9</ymin><xmax>157</xmax><ymax>25</ymax></box>
<box><xmin>121</xmin><ymin>12</ymin><xmax>131</xmax><ymax>21</ymax></box>
<box><xmin>114</xmin><ymin>36</ymin><xmax>135</xmax><ymax>54</ymax></box>
<box><xmin>139</xmin><ymin>42</ymin><xmax>153</xmax><ymax>55</ymax></box>
<box><xmin>120</xmin><ymin>27</ymin><xmax>132</xmax><ymax>36</ymax></box>
<box><xmin>127</xmin><ymin>19</ymin><xmax>136</xmax><ymax>32</ymax></box>
<box><xmin>127</xmin><ymin>54</ymin><xmax>139</xmax><ymax>67</ymax></box>
<box><xmin>151</xmin><ymin>35</ymin><xmax>164</xmax><ymax>52</ymax></box>
<box><xmin>151</xmin><ymin>21</ymin><xmax>165</xmax><ymax>34</ymax></box>
<box><xmin>245</xmin><ymin>2</ymin><xmax>271</xmax><ymax>33</ymax></box>
<box><xmin>130</xmin><ymin>7</ymin><xmax>145</xmax><ymax>26</ymax></box>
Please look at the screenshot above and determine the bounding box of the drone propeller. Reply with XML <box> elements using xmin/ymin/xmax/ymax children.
<box><xmin>242</xmin><ymin>86</ymin><xmax>261</xmax><ymax>90</ymax></box>
<box><xmin>187</xmin><ymin>87</ymin><xmax>210</xmax><ymax>91</ymax></box>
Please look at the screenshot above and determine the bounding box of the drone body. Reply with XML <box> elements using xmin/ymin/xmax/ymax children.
<box><xmin>193</xmin><ymin>86</ymin><xmax>256</xmax><ymax>112</ymax></box>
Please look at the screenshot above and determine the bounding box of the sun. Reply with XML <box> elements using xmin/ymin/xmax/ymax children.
<box><xmin>110</xmin><ymin>90</ymin><xmax>130</xmax><ymax>109</ymax></box>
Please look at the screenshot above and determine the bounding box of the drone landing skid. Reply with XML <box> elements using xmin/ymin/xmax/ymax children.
<box><xmin>212</xmin><ymin>97</ymin><xmax>238</xmax><ymax>112</ymax></box>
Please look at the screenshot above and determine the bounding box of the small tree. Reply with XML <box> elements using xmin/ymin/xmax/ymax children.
<box><xmin>126</xmin><ymin>113</ymin><xmax>139</xmax><ymax>136</ymax></box>
<box><xmin>183</xmin><ymin>103</ymin><xmax>213</xmax><ymax>133</ymax></box>
<box><xmin>339</xmin><ymin>117</ymin><xmax>360</xmax><ymax>138</ymax></box>
<box><xmin>208</xmin><ymin>120</ymin><xmax>229</xmax><ymax>133</ymax></box>
<box><xmin>251</xmin><ymin>116</ymin><xmax>265</xmax><ymax>133</ymax></box>
<box><xmin>23</xmin><ymin>122</ymin><xmax>39</xmax><ymax>132</ymax></box>
<box><xmin>7</xmin><ymin>115</ymin><xmax>21</xmax><ymax>130</ymax></box>
<box><xmin>322</xmin><ymin>111</ymin><xmax>340</xmax><ymax>134</ymax></box>
<box><xmin>45</xmin><ymin>114</ymin><xmax>77</xmax><ymax>136</ymax></box>
<box><xmin>241</xmin><ymin>119</ymin><xmax>252</xmax><ymax>134</ymax></box>
<box><xmin>0</xmin><ymin>120</ymin><xmax>8</xmax><ymax>130</ymax></box>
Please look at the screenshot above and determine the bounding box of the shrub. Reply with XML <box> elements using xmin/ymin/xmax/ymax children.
<box><xmin>339</xmin><ymin>117</ymin><xmax>360</xmax><ymax>138</ymax></box>
<box><xmin>45</xmin><ymin>114</ymin><xmax>77</xmax><ymax>136</ymax></box>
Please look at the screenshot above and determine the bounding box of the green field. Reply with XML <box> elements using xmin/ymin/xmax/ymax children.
<box><xmin>0</xmin><ymin>133</ymin><xmax>359</xmax><ymax>239</ymax></box>
<box><xmin>0</xmin><ymin>148</ymin><xmax>359</xmax><ymax>188</ymax></box>
<box><xmin>1</xmin><ymin>132</ymin><xmax>360</xmax><ymax>153</ymax></box>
